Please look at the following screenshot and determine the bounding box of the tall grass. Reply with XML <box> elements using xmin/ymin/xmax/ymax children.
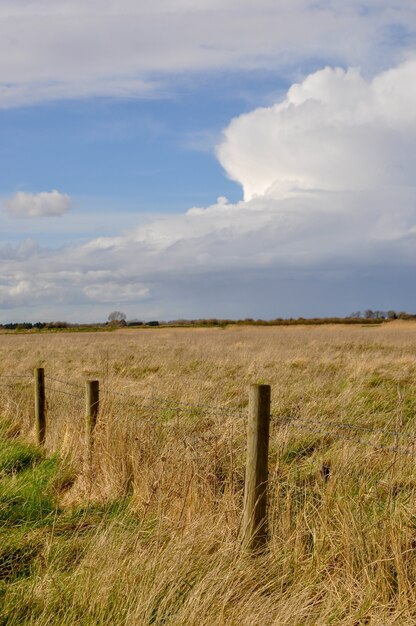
<box><xmin>1</xmin><ymin>323</ymin><xmax>416</xmax><ymax>624</ymax></box>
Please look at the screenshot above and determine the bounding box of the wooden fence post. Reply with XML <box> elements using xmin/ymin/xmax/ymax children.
<box><xmin>34</xmin><ymin>367</ymin><xmax>46</xmax><ymax>446</ymax></box>
<box><xmin>85</xmin><ymin>380</ymin><xmax>99</xmax><ymax>458</ymax></box>
<box><xmin>242</xmin><ymin>383</ymin><xmax>271</xmax><ymax>552</ymax></box>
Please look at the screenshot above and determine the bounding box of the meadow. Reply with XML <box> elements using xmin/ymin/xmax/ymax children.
<box><xmin>2</xmin><ymin>323</ymin><xmax>416</xmax><ymax>625</ymax></box>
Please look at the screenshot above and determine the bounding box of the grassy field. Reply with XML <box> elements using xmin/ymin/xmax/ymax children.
<box><xmin>2</xmin><ymin>323</ymin><xmax>416</xmax><ymax>624</ymax></box>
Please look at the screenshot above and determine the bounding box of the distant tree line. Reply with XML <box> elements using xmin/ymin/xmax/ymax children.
<box><xmin>0</xmin><ymin>321</ymin><xmax>70</xmax><ymax>330</ymax></box>
<box><xmin>347</xmin><ymin>310</ymin><xmax>414</xmax><ymax>320</ymax></box>
<box><xmin>2</xmin><ymin>310</ymin><xmax>415</xmax><ymax>331</ymax></box>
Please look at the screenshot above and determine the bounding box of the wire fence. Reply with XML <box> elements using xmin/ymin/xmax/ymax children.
<box><xmin>4</xmin><ymin>367</ymin><xmax>416</xmax><ymax>554</ymax></box>
<box><xmin>2</xmin><ymin>369</ymin><xmax>416</xmax><ymax>458</ymax></box>
<box><xmin>279</xmin><ymin>420</ymin><xmax>416</xmax><ymax>457</ymax></box>
<box><xmin>4</xmin><ymin>367</ymin><xmax>416</xmax><ymax>561</ymax></box>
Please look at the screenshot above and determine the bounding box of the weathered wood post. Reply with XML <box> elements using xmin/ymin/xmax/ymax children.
<box><xmin>34</xmin><ymin>367</ymin><xmax>46</xmax><ymax>446</ymax></box>
<box><xmin>242</xmin><ymin>384</ymin><xmax>271</xmax><ymax>552</ymax></box>
<box><xmin>85</xmin><ymin>380</ymin><xmax>99</xmax><ymax>458</ymax></box>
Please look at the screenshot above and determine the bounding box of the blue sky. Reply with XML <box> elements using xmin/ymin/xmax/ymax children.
<box><xmin>1</xmin><ymin>70</ymin><xmax>290</xmax><ymax>249</ymax></box>
<box><xmin>1</xmin><ymin>1</ymin><xmax>416</xmax><ymax>322</ymax></box>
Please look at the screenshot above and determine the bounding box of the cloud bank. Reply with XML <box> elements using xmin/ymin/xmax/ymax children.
<box><xmin>1</xmin><ymin>60</ymin><xmax>416</xmax><ymax>320</ymax></box>
<box><xmin>5</xmin><ymin>190</ymin><xmax>71</xmax><ymax>218</ymax></box>
<box><xmin>0</xmin><ymin>0</ymin><xmax>415</xmax><ymax>107</ymax></box>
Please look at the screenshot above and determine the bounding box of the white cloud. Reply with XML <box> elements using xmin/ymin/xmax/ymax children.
<box><xmin>5</xmin><ymin>190</ymin><xmax>71</xmax><ymax>218</ymax></box>
<box><xmin>0</xmin><ymin>1</ymin><xmax>415</xmax><ymax>107</ymax></box>
<box><xmin>217</xmin><ymin>59</ymin><xmax>416</xmax><ymax>200</ymax></box>
<box><xmin>1</xmin><ymin>59</ymin><xmax>416</xmax><ymax>320</ymax></box>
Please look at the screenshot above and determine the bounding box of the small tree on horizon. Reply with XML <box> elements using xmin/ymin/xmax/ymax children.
<box><xmin>108</xmin><ymin>311</ymin><xmax>127</xmax><ymax>324</ymax></box>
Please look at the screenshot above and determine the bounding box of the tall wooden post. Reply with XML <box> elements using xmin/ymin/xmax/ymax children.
<box><xmin>34</xmin><ymin>367</ymin><xmax>46</xmax><ymax>446</ymax></box>
<box><xmin>242</xmin><ymin>384</ymin><xmax>271</xmax><ymax>552</ymax></box>
<box><xmin>85</xmin><ymin>380</ymin><xmax>99</xmax><ymax>458</ymax></box>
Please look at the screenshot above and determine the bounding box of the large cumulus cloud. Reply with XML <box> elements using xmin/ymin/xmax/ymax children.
<box><xmin>2</xmin><ymin>60</ymin><xmax>416</xmax><ymax>320</ymax></box>
<box><xmin>217</xmin><ymin>60</ymin><xmax>416</xmax><ymax>200</ymax></box>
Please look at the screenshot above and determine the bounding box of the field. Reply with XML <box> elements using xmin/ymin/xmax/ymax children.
<box><xmin>2</xmin><ymin>323</ymin><xmax>416</xmax><ymax>624</ymax></box>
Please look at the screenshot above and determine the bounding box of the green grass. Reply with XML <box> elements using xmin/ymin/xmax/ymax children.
<box><xmin>0</xmin><ymin>440</ymin><xmax>43</xmax><ymax>475</ymax></box>
<box><xmin>0</xmin><ymin>439</ymin><xmax>61</xmax><ymax>593</ymax></box>
<box><xmin>0</xmin><ymin>429</ymin><xmax>144</xmax><ymax>625</ymax></box>
<box><xmin>0</xmin><ymin>439</ymin><xmax>61</xmax><ymax>529</ymax></box>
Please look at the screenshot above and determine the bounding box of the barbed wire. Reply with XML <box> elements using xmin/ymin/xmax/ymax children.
<box><xmin>44</xmin><ymin>375</ymin><xmax>85</xmax><ymax>390</ymax></box>
<box><xmin>280</xmin><ymin>420</ymin><xmax>416</xmax><ymax>457</ymax></box>
<box><xmin>39</xmin><ymin>379</ymin><xmax>245</xmax><ymax>421</ymax></box>
<box><xmin>106</xmin><ymin>386</ymin><xmax>246</xmax><ymax>415</ymax></box>
<box><xmin>0</xmin><ymin>381</ymin><xmax>32</xmax><ymax>389</ymax></box>
<box><xmin>46</xmin><ymin>386</ymin><xmax>84</xmax><ymax>400</ymax></box>
<box><xmin>127</xmin><ymin>405</ymin><xmax>245</xmax><ymax>422</ymax></box>
<box><xmin>273</xmin><ymin>415</ymin><xmax>416</xmax><ymax>442</ymax></box>
<box><xmin>2</xmin><ymin>372</ymin><xmax>416</xmax><ymax>452</ymax></box>
<box><xmin>0</xmin><ymin>374</ymin><xmax>33</xmax><ymax>379</ymax></box>
<box><xmin>98</xmin><ymin>404</ymin><xmax>244</xmax><ymax>425</ymax></box>
<box><xmin>41</xmin><ymin>377</ymin><xmax>247</xmax><ymax>419</ymax></box>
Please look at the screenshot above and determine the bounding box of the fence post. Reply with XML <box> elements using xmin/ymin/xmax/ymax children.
<box><xmin>85</xmin><ymin>380</ymin><xmax>99</xmax><ymax>458</ymax></box>
<box><xmin>242</xmin><ymin>383</ymin><xmax>271</xmax><ymax>552</ymax></box>
<box><xmin>34</xmin><ymin>367</ymin><xmax>46</xmax><ymax>446</ymax></box>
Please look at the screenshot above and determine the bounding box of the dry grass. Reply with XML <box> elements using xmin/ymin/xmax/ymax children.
<box><xmin>2</xmin><ymin>323</ymin><xmax>416</xmax><ymax>624</ymax></box>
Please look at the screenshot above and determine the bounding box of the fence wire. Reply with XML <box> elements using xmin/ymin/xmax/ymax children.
<box><xmin>106</xmin><ymin>387</ymin><xmax>246</xmax><ymax>417</ymax></box>
<box><xmin>3</xmin><ymin>372</ymin><xmax>416</xmax><ymax>456</ymax></box>
<box><xmin>0</xmin><ymin>381</ymin><xmax>32</xmax><ymax>389</ymax></box>
<box><xmin>273</xmin><ymin>414</ymin><xmax>416</xmax><ymax>442</ymax></box>
<box><xmin>278</xmin><ymin>419</ymin><xmax>416</xmax><ymax>457</ymax></box>
<box><xmin>43</xmin><ymin>376</ymin><xmax>246</xmax><ymax>420</ymax></box>
<box><xmin>45</xmin><ymin>375</ymin><xmax>85</xmax><ymax>391</ymax></box>
<box><xmin>47</xmin><ymin>386</ymin><xmax>85</xmax><ymax>400</ymax></box>
<box><xmin>0</xmin><ymin>374</ymin><xmax>33</xmax><ymax>379</ymax></box>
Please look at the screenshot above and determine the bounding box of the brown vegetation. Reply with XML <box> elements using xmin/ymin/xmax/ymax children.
<box><xmin>2</xmin><ymin>323</ymin><xmax>416</xmax><ymax>624</ymax></box>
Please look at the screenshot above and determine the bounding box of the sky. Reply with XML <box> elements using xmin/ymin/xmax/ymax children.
<box><xmin>1</xmin><ymin>0</ymin><xmax>416</xmax><ymax>322</ymax></box>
